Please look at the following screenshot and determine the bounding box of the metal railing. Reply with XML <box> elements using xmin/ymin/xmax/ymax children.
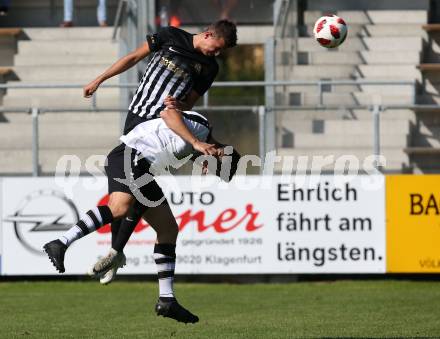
<box><xmin>0</xmin><ymin>79</ymin><xmax>421</xmax><ymax>176</ymax></box>
<box><xmin>112</xmin><ymin>0</ymin><xmax>129</xmax><ymax>41</ymax></box>
<box><xmin>0</xmin><ymin>79</ymin><xmax>417</xmax><ymax>109</ymax></box>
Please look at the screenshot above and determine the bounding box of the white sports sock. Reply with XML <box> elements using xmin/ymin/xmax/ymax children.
<box><xmin>153</xmin><ymin>252</ymin><xmax>175</xmax><ymax>298</ymax></box>
<box><xmin>58</xmin><ymin>206</ymin><xmax>112</xmax><ymax>247</ymax></box>
<box><xmin>59</xmin><ymin>226</ymin><xmax>83</xmax><ymax>246</ymax></box>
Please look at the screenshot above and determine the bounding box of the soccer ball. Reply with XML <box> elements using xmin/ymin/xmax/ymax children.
<box><xmin>313</xmin><ymin>14</ymin><xmax>348</xmax><ymax>48</ymax></box>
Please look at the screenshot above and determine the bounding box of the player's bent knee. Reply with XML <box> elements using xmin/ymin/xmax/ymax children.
<box><xmin>107</xmin><ymin>203</ymin><xmax>129</xmax><ymax>219</ymax></box>
<box><xmin>107</xmin><ymin>192</ymin><xmax>133</xmax><ymax>219</ymax></box>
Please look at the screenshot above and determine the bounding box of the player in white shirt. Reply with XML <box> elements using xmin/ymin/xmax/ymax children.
<box><xmin>121</xmin><ymin>110</ymin><xmax>213</xmax><ymax>176</ymax></box>
<box><xmin>43</xmin><ymin>102</ymin><xmax>240</xmax><ymax>324</ymax></box>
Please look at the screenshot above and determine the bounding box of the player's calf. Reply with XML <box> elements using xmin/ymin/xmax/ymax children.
<box><xmin>43</xmin><ymin>205</ymin><xmax>115</xmax><ymax>273</ymax></box>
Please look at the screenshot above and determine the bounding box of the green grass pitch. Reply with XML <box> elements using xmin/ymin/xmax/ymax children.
<box><xmin>1</xmin><ymin>280</ymin><xmax>440</xmax><ymax>338</ymax></box>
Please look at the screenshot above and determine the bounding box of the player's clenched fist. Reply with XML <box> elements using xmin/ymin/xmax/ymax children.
<box><xmin>83</xmin><ymin>80</ymin><xmax>100</xmax><ymax>98</ymax></box>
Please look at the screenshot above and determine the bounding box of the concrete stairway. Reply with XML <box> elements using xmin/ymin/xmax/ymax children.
<box><xmin>274</xmin><ymin>10</ymin><xmax>427</xmax><ymax>173</ymax></box>
<box><xmin>403</xmin><ymin>24</ymin><xmax>440</xmax><ymax>172</ymax></box>
<box><xmin>0</xmin><ymin>27</ymin><xmax>121</xmax><ymax>174</ymax></box>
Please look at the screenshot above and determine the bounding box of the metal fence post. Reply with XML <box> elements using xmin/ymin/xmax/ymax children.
<box><xmin>203</xmin><ymin>92</ymin><xmax>209</xmax><ymax>108</ymax></box>
<box><xmin>112</xmin><ymin>0</ymin><xmax>127</xmax><ymax>41</ymax></box>
<box><xmin>258</xmin><ymin>105</ymin><xmax>266</xmax><ymax>174</ymax></box>
<box><xmin>412</xmin><ymin>80</ymin><xmax>417</xmax><ymax>105</ymax></box>
<box><xmin>372</xmin><ymin>104</ymin><xmax>381</xmax><ymax>170</ymax></box>
<box><xmin>318</xmin><ymin>81</ymin><xmax>323</xmax><ymax>106</ymax></box>
<box><xmin>118</xmin><ymin>0</ymin><xmax>137</xmax><ymax>133</ymax></box>
<box><xmin>264</xmin><ymin>38</ymin><xmax>276</xmax><ymax>154</ymax></box>
<box><xmin>92</xmin><ymin>93</ymin><xmax>97</xmax><ymax>110</ymax></box>
<box><xmin>31</xmin><ymin>107</ymin><xmax>40</xmax><ymax>177</ymax></box>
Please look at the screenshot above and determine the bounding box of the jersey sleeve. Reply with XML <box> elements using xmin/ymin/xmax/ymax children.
<box><xmin>192</xmin><ymin>62</ymin><xmax>219</xmax><ymax>96</ymax></box>
<box><xmin>146</xmin><ymin>27</ymin><xmax>171</xmax><ymax>52</ymax></box>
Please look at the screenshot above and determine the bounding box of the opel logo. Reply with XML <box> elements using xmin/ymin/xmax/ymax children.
<box><xmin>4</xmin><ymin>189</ymin><xmax>79</xmax><ymax>255</ymax></box>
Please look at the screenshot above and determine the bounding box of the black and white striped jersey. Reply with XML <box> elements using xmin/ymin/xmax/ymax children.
<box><xmin>123</xmin><ymin>26</ymin><xmax>219</xmax><ymax>135</ymax></box>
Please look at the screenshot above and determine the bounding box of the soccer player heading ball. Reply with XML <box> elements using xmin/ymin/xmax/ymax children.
<box><xmin>43</xmin><ymin>20</ymin><xmax>239</xmax><ymax>324</ymax></box>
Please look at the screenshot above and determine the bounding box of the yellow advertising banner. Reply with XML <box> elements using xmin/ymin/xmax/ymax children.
<box><xmin>387</xmin><ymin>175</ymin><xmax>440</xmax><ymax>272</ymax></box>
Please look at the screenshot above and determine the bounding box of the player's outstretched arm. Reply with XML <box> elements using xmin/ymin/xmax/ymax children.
<box><xmin>83</xmin><ymin>42</ymin><xmax>151</xmax><ymax>98</ymax></box>
<box><xmin>160</xmin><ymin>108</ymin><xmax>217</xmax><ymax>155</ymax></box>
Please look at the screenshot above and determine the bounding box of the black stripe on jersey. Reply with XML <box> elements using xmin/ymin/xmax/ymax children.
<box><xmin>138</xmin><ymin>55</ymin><xmax>157</xmax><ymax>85</ymax></box>
<box><xmin>150</xmin><ymin>75</ymin><xmax>190</xmax><ymax>118</ymax></box>
<box><xmin>129</xmin><ymin>56</ymin><xmax>157</xmax><ymax>111</ymax></box>
<box><xmin>182</xmin><ymin>112</ymin><xmax>210</xmax><ymax>129</ymax></box>
<box><xmin>175</xmin><ymin>78</ymin><xmax>193</xmax><ymax>103</ymax></box>
<box><xmin>129</xmin><ymin>67</ymin><xmax>159</xmax><ymax>112</ymax></box>
<box><xmin>149</xmin><ymin>78</ymin><xmax>194</xmax><ymax>118</ymax></box>
<box><xmin>129</xmin><ymin>52</ymin><xmax>163</xmax><ymax>112</ymax></box>
<box><xmin>136</xmin><ymin>66</ymin><xmax>170</xmax><ymax>117</ymax></box>
<box><xmin>130</xmin><ymin>53</ymin><xmax>163</xmax><ymax>112</ymax></box>
<box><xmin>134</xmin><ymin>66</ymin><xmax>151</xmax><ymax>97</ymax></box>
<box><xmin>141</xmin><ymin>69</ymin><xmax>178</xmax><ymax>117</ymax></box>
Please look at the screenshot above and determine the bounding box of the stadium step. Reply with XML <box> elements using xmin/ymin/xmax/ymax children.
<box><xmin>422</xmin><ymin>79</ymin><xmax>440</xmax><ymax>96</ymax></box>
<box><xmin>304</xmin><ymin>10</ymin><xmax>428</xmax><ymax>25</ymax></box>
<box><xmin>354</xmin><ymin>65</ymin><xmax>421</xmax><ymax>81</ymax></box>
<box><xmin>0</xmin><ymin>148</ymin><xmax>110</xmax><ymax>174</ymax></box>
<box><xmin>290</xmin><ymin>133</ymin><xmax>408</xmax><ymax>148</ymax></box>
<box><xmin>297</xmin><ymin>37</ymin><xmax>423</xmax><ymax>52</ymax></box>
<box><xmin>14</xmin><ymin>55</ymin><xmax>117</xmax><ymax>66</ymax></box>
<box><xmin>0</xmin><ymin>127</ymin><xmax>118</xmax><ymax>149</ymax></box>
<box><xmin>303</xmin><ymin>24</ymin><xmax>426</xmax><ymax>37</ymax></box>
<box><xmin>2</xmin><ymin>112</ymin><xmax>120</xmax><ymax>124</ymax></box>
<box><xmin>277</xmin><ymin>119</ymin><xmax>411</xmax><ymax>135</ymax></box>
<box><xmin>274</xmin><ymin>109</ymin><xmax>416</xmax><ymax>122</ymax></box>
<box><xmin>0</xmin><ymin>112</ymin><xmax>120</xmax><ymax>150</ymax></box>
<box><xmin>0</xmin><ymin>28</ymin><xmax>22</xmax><ymax>66</ymax></box>
<box><xmin>275</xmin><ymin>148</ymin><xmax>409</xmax><ymax>173</ymax></box>
<box><xmin>3</xmin><ymin>94</ymin><xmax>120</xmax><ymax>109</ymax></box>
<box><xmin>5</xmin><ymin>87</ymin><xmax>119</xmax><ymax>97</ymax></box>
<box><xmin>417</xmin><ymin>94</ymin><xmax>440</xmax><ymax>105</ymax></box>
<box><xmin>10</xmin><ymin>65</ymin><xmax>115</xmax><ymax>81</ymax></box>
<box><xmin>279</xmin><ymin>84</ymin><xmax>414</xmax><ymax>95</ymax></box>
<box><xmin>277</xmin><ymin>84</ymin><xmax>361</xmax><ymax>94</ymax></box>
<box><xmin>358</xmin><ymin>24</ymin><xmax>426</xmax><ymax>37</ymax></box>
<box><xmin>412</xmin><ymin>123</ymin><xmax>440</xmax><ymax>147</ymax></box>
<box><xmin>298</xmin><ymin>51</ymin><xmax>421</xmax><ymax>66</ymax></box>
<box><xmin>21</xmin><ymin>27</ymin><xmax>114</xmax><ymax>40</ymax></box>
<box><xmin>277</xmin><ymin>65</ymin><xmax>354</xmax><ymax>79</ymax></box>
<box><xmin>17</xmin><ymin>40</ymin><xmax>118</xmax><ymax>56</ymax></box>
<box><xmin>279</xmin><ymin>92</ymin><xmax>414</xmax><ymax>106</ymax></box>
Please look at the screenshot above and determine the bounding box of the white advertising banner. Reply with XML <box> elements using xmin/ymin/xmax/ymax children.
<box><xmin>0</xmin><ymin>175</ymin><xmax>386</xmax><ymax>275</ymax></box>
